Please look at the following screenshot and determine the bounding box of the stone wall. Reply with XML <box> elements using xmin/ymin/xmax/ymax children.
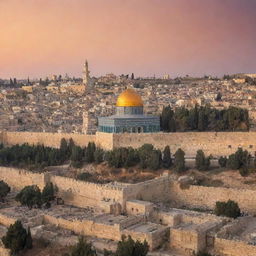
<box><xmin>49</xmin><ymin>175</ymin><xmax>124</xmax><ymax>210</ymax></box>
<box><xmin>0</xmin><ymin>167</ymin><xmax>125</xmax><ymax>211</ymax></box>
<box><xmin>43</xmin><ymin>214</ymin><xmax>121</xmax><ymax>241</ymax></box>
<box><xmin>2</xmin><ymin>131</ymin><xmax>256</xmax><ymax>157</ymax></box>
<box><xmin>112</xmin><ymin>131</ymin><xmax>256</xmax><ymax>157</ymax></box>
<box><xmin>0</xmin><ymin>167</ymin><xmax>46</xmax><ymax>190</ymax></box>
<box><xmin>1</xmin><ymin>131</ymin><xmax>96</xmax><ymax>148</ymax></box>
<box><xmin>214</xmin><ymin>238</ymin><xmax>256</xmax><ymax>256</ymax></box>
<box><xmin>170</xmin><ymin>182</ymin><xmax>256</xmax><ymax>214</ymax></box>
<box><xmin>123</xmin><ymin>175</ymin><xmax>170</xmax><ymax>205</ymax></box>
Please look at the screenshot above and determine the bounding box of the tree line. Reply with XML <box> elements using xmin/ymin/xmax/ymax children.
<box><xmin>160</xmin><ymin>105</ymin><xmax>249</xmax><ymax>132</ymax></box>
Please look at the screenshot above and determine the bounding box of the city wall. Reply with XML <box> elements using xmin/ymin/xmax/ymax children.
<box><xmin>0</xmin><ymin>131</ymin><xmax>96</xmax><ymax>148</ymax></box>
<box><xmin>0</xmin><ymin>167</ymin><xmax>124</xmax><ymax>211</ymax></box>
<box><xmin>111</xmin><ymin>131</ymin><xmax>256</xmax><ymax>157</ymax></box>
<box><xmin>2</xmin><ymin>131</ymin><xmax>256</xmax><ymax>157</ymax></box>
<box><xmin>170</xmin><ymin>182</ymin><xmax>256</xmax><ymax>214</ymax></box>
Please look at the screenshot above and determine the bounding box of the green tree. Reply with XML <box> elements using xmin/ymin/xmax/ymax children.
<box><xmin>195</xmin><ymin>150</ymin><xmax>210</xmax><ymax>171</ymax></box>
<box><xmin>70</xmin><ymin>237</ymin><xmax>97</xmax><ymax>256</ymax></box>
<box><xmin>174</xmin><ymin>148</ymin><xmax>186</xmax><ymax>173</ymax></box>
<box><xmin>15</xmin><ymin>185</ymin><xmax>41</xmax><ymax>209</ymax></box>
<box><xmin>148</xmin><ymin>149</ymin><xmax>162</xmax><ymax>170</ymax></box>
<box><xmin>71</xmin><ymin>146</ymin><xmax>84</xmax><ymax>168</ymax></box>
<box><xmin>2</xmin><ymin>220</ymin><xmax>30</xmax><ymax>254</ymax></box>
<box><xmin>86</xmin><ymin>142</ymin><xmax>96</xmax><ymax>163</ymax></box>
<box><xmin>214</xmin><ymin>200</ymin><xmax>241</xmax><ymax>218</ymax></box>
<box><xmin>116</xmin><ymin>235</ymin><xmax>149</xmax><ymax>256</ymax></box>
<box><xmin>60</xmin><ymin>138</ymin><xmax>69</xmax><ymax>160</ymax></box>
<box><xmin>94</xmin><ymin>148</ymin><xmax>104</xmax><ymax>164</ymax></box>
<box><xmin>162</xmin><ymin>146</ymin><xmax>172</xmax><ymax>169</ymax></box>
<box><xmin>0</xmin><ymin>180</ymin><xmax>10</xmax><ymax>202</ymax></box>
<box><xmin>41</xmin><ymin>182</ymin><xmax>55</xmax><ymax>205</ymax></box>
<box><xmin>218</xmin><ymin>156</ymin><xmax>227</xmax><ymax>167</ymax></box>
<box><xmin>25</xmin><ymin>227</ymin><xmax>33</xmax><ymax>249</ymax></box>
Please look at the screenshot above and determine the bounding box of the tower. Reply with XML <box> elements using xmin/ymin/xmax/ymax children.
<box><xmin>82</xmin><ymin>60</ymin><xmax>91</xmax><ymax>85</ymax></box>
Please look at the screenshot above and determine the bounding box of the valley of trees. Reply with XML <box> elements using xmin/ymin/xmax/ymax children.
<box><xmin>160</xmin><ymin>105</ymin><xmax>249</xmax><ymax>132</ymax></box>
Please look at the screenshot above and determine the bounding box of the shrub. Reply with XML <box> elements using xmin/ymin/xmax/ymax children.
<box><xmin>239</xmin><ymin>166</ymin><xmax>249</xmax><ymax>177</ymax></box>
<box><xmin>214</xmin><ymin>200</ymin><xmax>241</xmax><ymax>218</ymax></box>
<box><xmin>70</xmin><ymin>236</ymin><xmax>96</xmax><ymax>256</ymax></box>
<box><xmin>116</xmin><ymin>235</ymin><xmax>149</xmax><ymax>256</ymax></box>
<box><xmin>218</xmin><ymin>156</ymin><xmax>227</xmax><ymax>167</ymax></box>
<box><xmin>0</xmin><ymin>180</ymin><xmax>10</xmax><ymax>202</ymax></box>
<box><xmin>41</xmin><ymin>182</ymin><xmax>55</xmax><ymax>204</ymax></box>
<box><xmin>15</xmin><ymin>185</ymin><xmax>42</xmax><ymax>209</ymax></box>
<box><xmin>2</xmin><ymin>220</ymin><xmax>32</xmax><ymax>254</ymax></box>
<box><xmin>195</xmin><ymin>150</ymin><xmax>210</xmax><ymax>171</ymax></box>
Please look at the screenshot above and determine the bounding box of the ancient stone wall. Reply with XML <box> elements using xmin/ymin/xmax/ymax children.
<box><xmin>2</xmin><ymin>131</ymin><xmax>256</xmax><ymax>157</ymax></box>
<box><xmin>43</xmin><ymin>214</ymin><xmax>121</xmax><ymax>241</ymax></box>
<box><xmin>1</xmin><ymin>131</ymin><xmax>96</xmax><ymax>148</ymax></box>
<box><xmin>123</xmin><ymin>175</ymin><xmax>170</xmax><ymax>205</ymax></box>
<box><xmin>112</xmin><ymin>131</ymin><xmax>256</xmax><ymax>157</ymax></box>
<box><xmin>170</xmin><ymin>182</ymin><xmax>256</xmax><ymax>214</ymax></box>
<box><xmin>49</xmin><ymin>175</ymin><xmax>124</xmax><ymax>209</ymax></box>
<box><xmin>214</xmin><ymin>238</ymin><xmax>256</xmax><ymax>256</ymax></box>
<box><xmin>0</xmin><ymin>167</ymin><xmax>125</xmax><ymax>211</ymax></box>
<box><xmin>0</xmin><ymin>167</ymin><xmax>46</xmax><ymax>190</ymax></box>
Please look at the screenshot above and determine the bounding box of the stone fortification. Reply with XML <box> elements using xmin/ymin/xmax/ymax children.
<box><xmin>170</xmin><ymin>182</ymin><xmax>256</xmax><ymax>214</ymax></box>
<box><xmin>0</xmin><ymin>131</ymin><xmax>96</xmax><ymax>148</ymax></box>
<box><xmin>2</xmin><ymin>130</ymin><xmax>256</xmax><ymax>157</ymax></box>
<box><xmin>0</xmin><ymin>167</ymin><xmax>124</xmax><ymax>211</ymax></box>
<box><xmin>111</xmin><ymin>131</ymin><xmax>256</xmax><ymax>157</ymax></box>
<box><xmin>0</xmin><ymin>167</ymin><xmax>46</xmax><ymax>190</ymax></box>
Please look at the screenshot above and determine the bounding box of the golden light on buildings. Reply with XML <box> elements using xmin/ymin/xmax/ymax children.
<box><xmin>116</xmin><ymin>89</ymin><xmax>143</xmax><ymax>107</ymax></box>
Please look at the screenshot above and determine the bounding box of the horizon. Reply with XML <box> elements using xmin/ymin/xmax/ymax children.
<box><xmin>1</xmin><ymin>0</ymin><xmax>256</xmax><ymax>79</ymax></box>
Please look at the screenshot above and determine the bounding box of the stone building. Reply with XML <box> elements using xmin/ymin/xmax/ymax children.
<box><xmin>98</xmin><ymin>88</ymin><xmax>160</xmax><ymax>133</ymax></box>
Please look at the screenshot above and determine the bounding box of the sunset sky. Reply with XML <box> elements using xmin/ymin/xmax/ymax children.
<box><xmin>0</xmin><ymin>0</ymin><xmax>256</xmax><ymax>79</ymax></box>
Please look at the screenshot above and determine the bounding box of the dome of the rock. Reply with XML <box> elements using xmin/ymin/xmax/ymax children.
<box><xmin>116</xmin><ymin>88</ymin><xmax>143</xmax><ymax>107</ymax></box>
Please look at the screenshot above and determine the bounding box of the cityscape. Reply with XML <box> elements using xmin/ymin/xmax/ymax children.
<box><xmin>1</xmin><ymin>1</ymin><xmax>256</xmax><ymax>256</ymax></box>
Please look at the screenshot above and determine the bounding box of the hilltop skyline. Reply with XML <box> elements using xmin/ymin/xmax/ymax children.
<box><xmin>1</xmin><ymin>0</ymin><xmax>256</xmax><ymax>79</ymax></box>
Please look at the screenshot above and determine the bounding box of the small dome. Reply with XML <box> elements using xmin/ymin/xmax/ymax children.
<box><xmin>116</xmin><ymin>89</ymin><xmax>143</xmax><ymax>107</ymax></box>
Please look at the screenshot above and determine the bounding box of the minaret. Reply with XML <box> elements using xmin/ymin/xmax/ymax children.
<box><xmin>82</xmin><ymin>60</ymin><xmax>90</xmax><ymax>85</ymax></box>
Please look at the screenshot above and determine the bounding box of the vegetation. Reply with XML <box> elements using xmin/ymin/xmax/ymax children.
<box><xmin>69</xmin><ymin>237</ymin><xmax>96</xmax><ymax>256</ymax></box>
<box><xmin>162</xmin><ymin>146</ymin><xmax>172</xmax><ymax>169</ymax></box>
<box><xmin>214</xmin><ymin>200</ymin><xmax>241</xmax><ymax>218</ymax></box>
<box><xmin>2</xmin><ymin>220</ymin><xmax>33</xmax><ymax>255</ymax></box>
<box><xmin>174</xmin><ymin>148</ymin><xmax>186</xmax><ymax>173</ymax></box>
<box><xmin>67</xmin><ymin>235</ymin><xmax>148</xmax><ymax>256</ymax></box>
<box><xmin>160</xmin><ymin>105</ymin><xmax>249</xmax><ymax>132</ymax></box>
<box><xmin>41</xmin><ymin>182</ymin><xmax>55</xmax><ymax>205</ymax></box>
<box><xmin>196</xmin><ymin>252</ymin><xmax>213</xmax><ymax>256</ymax></box>
<box><xmin>218</xmin><ymin>156</ymin><xmax>227</xmax><ymax>167</ymax></box>
<box><xmin>0</xmin><ymin>180</ymin><xmax>10</xmax><ymax>202</ymax></box>
<box><xmin>195</xmin><ymin>150</ymin><xmax>210</xmax><ymax>171</ymax></box>
<box><xmin>15</xmin><ymin>183</ymin><xmax>56</xmax><ymax>209</ymax></box>
<box><xmin>115</xmin><ymin>235</ymin><xmax>149</xmax><ymax>256</ymax></box>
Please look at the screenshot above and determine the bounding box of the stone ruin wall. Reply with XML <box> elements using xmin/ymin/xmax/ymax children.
<box><xmin>170</xmin><ymin>182</ymin><xmax>256</xmax><ymax>214</ymax></box>
<box><xmin>111</xmin><ymin>131</ymin><xmax>256</xmax><ymax>157</ymax></box>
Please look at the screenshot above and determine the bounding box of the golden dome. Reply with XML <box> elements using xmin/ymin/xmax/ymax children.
<box><xmin>116</xmin><ymin>89</ymin><xmax>143</xmax><ymax>107</ymax></box>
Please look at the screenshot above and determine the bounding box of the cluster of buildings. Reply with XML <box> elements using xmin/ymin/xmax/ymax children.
<box><xmin>1</xmin><ymin>61</ymin><xmax>256</xmax><ymax>133</ymax></box>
